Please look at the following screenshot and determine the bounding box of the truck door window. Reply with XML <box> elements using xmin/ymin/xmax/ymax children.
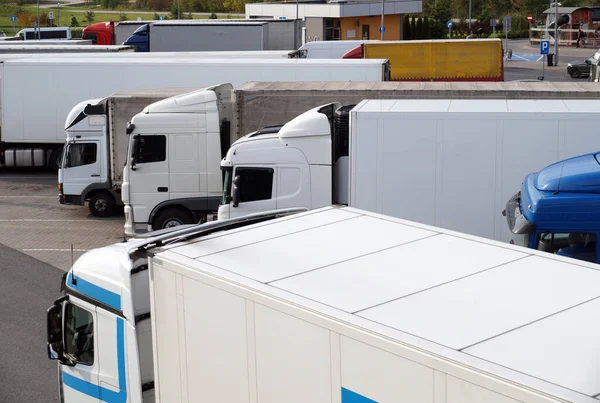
<box><xmin>67</xmin><ymin>143</ymin><xmax>97</xmax><ymax>167</ymax></box>
<box><xmin>236</xmin><ymin>168</ymin><xmax>274</xmax><ymax>202</ymax></box>
<box><xmin>64</xmin><ymin>303</ymin><xmax>94</xmax><ymax>365</ymax></box>
<box><xmin>135</xmin><ymin>135</ymin><xmax>166</xmax><ymax>164</ymax></box>
<box><xmin>85</xmin><ymin>32</ymin><xmax>98</xmax><ymax>44</ymax></box>
<box><xmin>537</xmin><ymin>232</ymin><xmax>597</xmax><ymax>263</ymax></box>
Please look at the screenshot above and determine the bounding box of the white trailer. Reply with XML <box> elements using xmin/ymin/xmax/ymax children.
<box><xmin>0</xmin><ymin>57</ymin><xmax>389</xmax><ymax>169</ymax></box>
<box><xmin>0</xmin><ymin>44</ymin><xmax>133</xmax><ymax>53</ymax></box>
<box><xmin>290</xmin><ymin>39</ymin><xmax>381</xmax><ymax>58</ymax></box>
<box><xmin>219</xmin><ymin>99</ymin><xmax>600</xmax><ymax>244</ymax></box>
<box><xmin>46</xmin><ymin>206</ymin><xmax>600</xmax><ymax>403</ymax></box>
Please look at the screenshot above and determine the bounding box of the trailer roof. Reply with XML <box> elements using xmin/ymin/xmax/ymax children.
<box><xmin>353</xmin><ymin>98</ymin><xmax>600</xmax><ymax>113</ymax></box>
<box><xmin>157</xmin><ymin>206</ymin><xmax>600</xmax><ymax>402</ymax></box>
<box><xmin>3</xmin><ymin>57</ymin><xmax>387</xmax><ymax>66</ymax></box>
<box><xmin>234</xmin><ymin>80</ymin><xmax>600</xmax><ymax>98</ymax></box>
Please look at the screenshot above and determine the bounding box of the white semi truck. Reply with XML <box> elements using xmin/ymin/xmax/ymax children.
<box><xmin>46</xmin><ymin>206</ymin><xmax>600</xmax><ymax>403</ymax></box>
<box><xmin>218</xmin><ymin>99</ymin><xmax>600</xmax><ymax>244</ymax></box>
<box><xmin>58</xmin><ymin>88</ymin><xmax>199</xmax><ymax>217</ymax></box>
<box><xmin>1</xmin><ymin>57</ymin><xmax>388</xmax><ymax>170</ymax></box>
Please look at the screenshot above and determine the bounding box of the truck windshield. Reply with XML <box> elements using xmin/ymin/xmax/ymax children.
<box><xmin>222</xmin><ymin>167</ymin><xmax>232</xmax><ymax>205</ymax></box>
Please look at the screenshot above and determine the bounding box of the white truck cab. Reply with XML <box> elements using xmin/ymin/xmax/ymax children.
<box><xmin>218</xmin><ymin>103</ymin><xmax>347</xmax><ymax>220</ymax></box>
<box><xmin>59</xmin><ymin>99</ymin><xmax>113</xmax><ymax>216</ymax></box>
<box><xmin>123</xmin><ymin>84</ymin><xmax>233</xmax><ymax>237</ymax></box>
<box><xmin>46</xmin><ymin>242</ymin><xmax>154</xmax><ymax>403</ymax></box>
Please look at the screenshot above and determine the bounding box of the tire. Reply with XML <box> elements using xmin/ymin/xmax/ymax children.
<box><xmin>89</xmin><ymin>192</ymin><xmax>115</xmax><ymax>217</ymax></box>
<box><xmin>571</xmin><ymin>68</ymin><xmax>581</xmax><ymax>78</ymax></box>
<box><xmin>152</xmin><ymin>207</ymin><xmax>194</xmax><ymax>231</ymax></box>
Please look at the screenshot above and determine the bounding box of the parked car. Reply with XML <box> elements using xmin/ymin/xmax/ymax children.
<box><xmin>567</xmin><ymin>52</ymin><xmax>599</xmax><ymax>78</ymax></box>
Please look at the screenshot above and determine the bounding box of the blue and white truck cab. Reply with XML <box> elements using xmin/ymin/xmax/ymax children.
<box><xmin>505</xmin><ymin>151</ymin><xmax>600</xmax><ymax>264</ymax></box>
<box><xmin>45</xmin><ymin>209</ymin><xmax>303</xmax><ymax>403</ymax></box>
<box><xmin>46</xmin><ymin>241</ymin><xmax>154</xmax><ymax>403</ymax></box>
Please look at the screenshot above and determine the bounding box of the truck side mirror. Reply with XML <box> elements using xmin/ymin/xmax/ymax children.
<box><xmin>130</xmin><ymin>135</ymin><xmax>140</xmax><ymax>171</ymax></box>
<box><xmin>46</xmin><ymin>304</ymin><xmax>65</xmax><ymax>362</ymax></box>
<box><xmin>232</xmin><ymin>175</ymin><xmax>241</xmax><ymax>208</ymax></box>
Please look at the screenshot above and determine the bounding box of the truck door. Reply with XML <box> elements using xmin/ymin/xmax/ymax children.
<box><xmin>59</xmin><ymin>299</ymin><xmax>100</xmax><ymax>403</ymax></box>
<box><xmin>168</xmin><ymin>133</ymin><xmax>200</xmax><ymax>201</ymax></box>
<box><xmin>62</xmin><ymin>140</ymin><xmax>104</xmax><ymax>200</ymax></box>
<box><xmin>129</xmin><ymin>134</ymin><xmax>169</xmax><ymax>227</ymax></box>
<box><xmin>230</xmin><ymin>166</ymin><xmax>277</xmax><ymax>216</ymax></box>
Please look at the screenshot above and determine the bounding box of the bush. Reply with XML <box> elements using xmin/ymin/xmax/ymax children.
<box><xmin>71</xmin><ymin>27</ymin><xmax>83</xmax><ymax>38</ymax></box>
<box><xmin>70</xmin><ymin>16</ymin><xmax>79</xmax><ymax>27</ymax></box>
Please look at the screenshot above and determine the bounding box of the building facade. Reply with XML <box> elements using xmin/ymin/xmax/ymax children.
<box><xmin>246</xmin><ymin>0</ymin><xmax>422</xmax><ymax>42</ymax></box>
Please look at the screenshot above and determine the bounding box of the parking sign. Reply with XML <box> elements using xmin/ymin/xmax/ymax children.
<box><xmin>49</xmin><ymin>12</ymin><xmax>54</xmax><ymax>20</ymax></box>
<box><xmin>10</xmin><ymin>16</ymin><xmax>16</xmax><ymax>22</ymax></box>
<box><xmin>540</xmin><ymin>40</ymin><xmax>550</xmax><ymax>55</ymax></box>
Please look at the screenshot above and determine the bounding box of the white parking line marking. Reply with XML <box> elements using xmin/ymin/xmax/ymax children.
<box><xmin>23</xmin><ymin>248</ymin><xmax>89</xmax><ymax>252</ymax></box>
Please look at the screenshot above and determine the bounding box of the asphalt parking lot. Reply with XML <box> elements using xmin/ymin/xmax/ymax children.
<box><xmin>0</xmin><ymin>171</ymin><xmax>123</xmax><ymax>271</ymax></box>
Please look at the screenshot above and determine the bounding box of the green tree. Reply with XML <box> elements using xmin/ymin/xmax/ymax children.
<box><xmin>402</xmin><ymin>14</ymin><xmax>410</xmax><ymax>40</ymax></box>
<box><xmin>410</xmin><ymin>17</ymin><xmax>416</xmax><ymax>39</ymax></box>
<box><xmin>84</xmin><ymin>10</ymin><xmax>95</xmax><ymax>24</ymax></box>
<box><xmin>423</xmin><ymin>17</ymin><xmax>430</xmax><ymax>39</ymax></box>
<box><xmin>429</xmin><ymin>0</ymin><xmax>451</xmax><ymax>22</ymax></box>
<box><xmin>70</xmin><ymin>16</ymin><xmax>79</xmax><ymax>27</ymax></box>
<box><xmin>416</xmin><ymin>17</ymin><xmax>423</xmax><ymax>39</ymax></box>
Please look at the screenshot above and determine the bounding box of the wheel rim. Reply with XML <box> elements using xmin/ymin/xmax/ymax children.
<box><xmin>94</xmin><ymin>199</ymin><xmax>107</xmax><ymax>212</ymax></box>
<box><xmin>163</xmin><ymin>218</ymin><xmax>184</xmax><ymax>228</ymax></box>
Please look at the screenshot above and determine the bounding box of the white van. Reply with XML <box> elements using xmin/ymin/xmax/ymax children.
<box><xmin>17</xmin><ymin>27</ymin><xmax>71</xmax><ymax>40</ymax></box>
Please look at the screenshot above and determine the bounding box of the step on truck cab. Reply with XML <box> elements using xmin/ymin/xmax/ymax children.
<box><xmin>505</xmin><ymin>151</ymin><xmax>600</xmax><ymax>264</ymax></box>
<box><xmin>122</xmin><ymin>84</ymin><xmax>233</xmax><ymax>237</ymax></box>
<box><xmin>47</xmin><ymin>206</ymin><xmax>600</xmax><ymax>403</ymax></box>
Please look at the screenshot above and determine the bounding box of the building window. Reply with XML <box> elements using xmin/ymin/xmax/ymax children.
<box><xmin>325</xmin><ymin>19</ymin><xmax>341</xmax><ymax>40</ymax></box>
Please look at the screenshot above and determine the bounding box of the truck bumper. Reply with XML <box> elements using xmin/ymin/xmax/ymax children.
<box><xmin>59</xmin><ymin>193</ymin><xmax>83</xmax><ymax>206</ymax></box>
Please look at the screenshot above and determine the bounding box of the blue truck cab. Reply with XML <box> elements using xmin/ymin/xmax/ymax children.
<box><xmin>505</xmin><ymin>152</ymin><xmax>600</xmax><ymax>264</ymax></box>
<box><xmin>123</xmin><ymin>24</ymin><xmax>149</xmax><ymax>52</ymax></box>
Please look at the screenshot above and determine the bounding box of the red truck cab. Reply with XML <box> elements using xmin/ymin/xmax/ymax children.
<box><xmin>83</xmin><ymin>21</ymin><xmax>115</xmax><ymax>45</ymax></box>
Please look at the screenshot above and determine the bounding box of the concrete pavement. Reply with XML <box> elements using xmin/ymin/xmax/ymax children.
<box><xmin>0</xmin><ymin>243</ymin><xmax>62</xmax><ymax>402</ymax></box>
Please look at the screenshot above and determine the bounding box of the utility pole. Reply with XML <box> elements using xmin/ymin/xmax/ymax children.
<box><xmin>37</xmin><ymin>0</ymin><xmax>40</xmax><ymax>39</ymax></box>
<box><xmin>380</xmin><ymin>0</ymin><xmax>384</xmax><ymax>40</ymax></box>
<box><xmin>554</xmin><ymin>0</ymin><xmax>559</xmax><ymax>65</ymax></box>
<box><xmin>295</xmin><ymin>0</ymin><xmax>299</xmax><ymax>50</ymax></box>
<box><xmin>57</xmin><ymin>0</ymin><xmax>60</xmax><ymax>27</ymax></box>
<box><xmin>177</xmin><ymin>0</ymin><xmax>181</xmax><ymax>19</ymax></box>
<box><xmin>468</xmin><ymin>0</ymin><xmax>472</xmax><ymax>31</ymax></box>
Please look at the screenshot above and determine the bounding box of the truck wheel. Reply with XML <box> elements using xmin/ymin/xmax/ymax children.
<box><xmin>152</xmin><ymin>207</ymin><xmax>194</xmax><ymax>230</ymax></box>
<box><xmin>89</xmin><ymin>192</ymin><xmax>115</xmax><ymax>217</ymax></box>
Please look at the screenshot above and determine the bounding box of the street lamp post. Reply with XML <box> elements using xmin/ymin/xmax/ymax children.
<box><xmin>295</xmin><ymin>0</ymin><xmax>298</xmax><ymax>50</ymax></box>
<box><xmin>554</xmin><ymin>0</ymin><xmax>559</xmax><ymax>65</ymax></box>
<box><xmin>380</xmin><ymin>0</ymin><xmax>384</xmax><ymax>40</ymax></box>
<box><xmin>37</xmin><ymin>0</ymin><xmax>40</xmax><ymax>39</ymax></box>
<box><xmin>468</xmin><ymin>0</ymin><xmax>472</xmax><ymax>31</ymax></box>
